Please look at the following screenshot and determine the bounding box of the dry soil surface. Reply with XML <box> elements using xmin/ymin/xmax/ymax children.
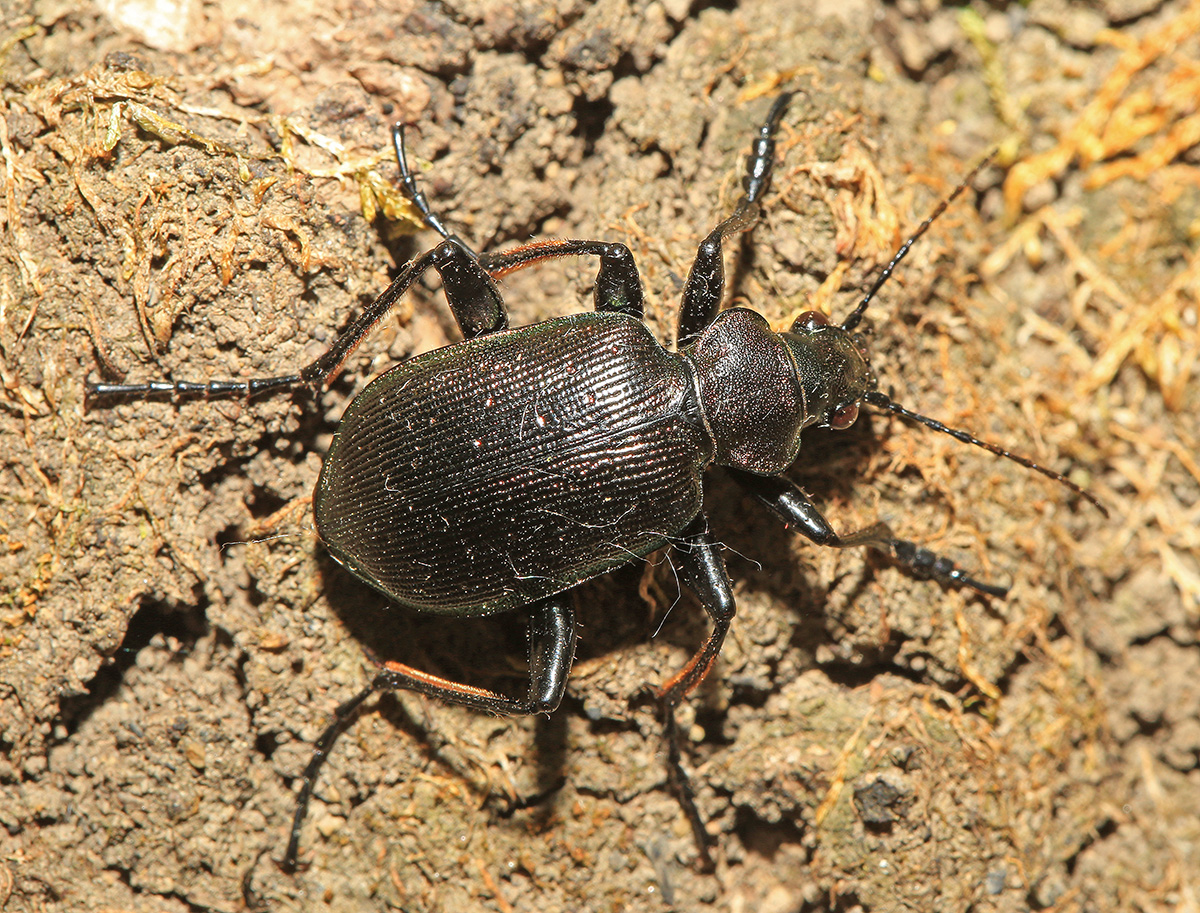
<box><xmin>1</xmin><ymin>0</ymin><xmax>1197</xmax><ymax>911</ymax></box>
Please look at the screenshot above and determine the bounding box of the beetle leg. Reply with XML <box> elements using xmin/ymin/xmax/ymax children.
<box><xmin>282</xmin><ymin>594</ymin><xmax>576</xmax><ymax>872</ymax></box>
<box><xmin>427</xmin><ymin>238</ymin><xmax>509</xmax><ymax>339</ymax></box>
<box><xmin>391</xmin><ymin>124</ymin><xmax>508</xmax><ymax>338</ymax></box>
<box><xmin>392</xmin><ymin>126</ymin><xmax>643</xmax><ymax>320</ymax></box>
<box><xmin>526</xmin><ymin>593</ymin><xmax>580</xmax><ymax>710</ymax></box>
<box><xmin>657</xmin><ymin>512</ymin><xmax>736</xmax><ymax>868</ymax></box>
<box><xmin>659</xmin><ymin>515</ymin><xmax>737</xmax><ymax>705</ymax></box>
<box><xmin>677</xmin><ymin>93</ymin><xmax>793</xmax><ymax>349</ymax></box>
<box><xmin>480</xmin><ymin>239</ymin><xmax>645</xmax><ymax>320</ymax></box>
<box><xmin>392</xmin><ymin>125</ymin><xmax>669</xmax><ymax>330</ymax></box>
<box><xmin>364</xmin><ymin>596</ymin><xmax>577</xmax><ymax>714</ymax></box>
<box><xmin>291</xmin><ymin>238</ymin><xmax>506</xmax><ymax>394</ymax></box>
<box><xmin>676</xmin><ymin>203</ymin><xmax>762</xmax><ymax>348</ymax></box>
<box><xmin>86</xmin><ymin>238</ymin><xmax>506</xmax><ymax>402</ymax></box>
<box><xmin>339</xmin><ymin>125</ymin><xmax>511</xmax><ymax>342</ymax></box>
<box><xmin>728</xmin><ymin>468</ymin><xmax>1010</xmax><ymax>596</ymax></box>
<box><xmin>391</xmin><ymin>123</ymin><xmax>478</xmax><ymax>255</ymax></box>
<box><xmin>282</xmin><ymin>680</ymin><xmax>378</xmax><ymax>873</ymax></box>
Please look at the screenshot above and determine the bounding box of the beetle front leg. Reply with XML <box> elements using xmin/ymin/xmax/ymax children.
<box><xmin>728</xmin><ymin>468</ymin><xmax>1009</xmax><ymax>596</ymax></box>
<box><xmin>658</xmin><ymin>512</ymin><xmax>736</xmax><ymax>869</ymax></box>
<box><xmin>676</xmin><ymin>205</ymin><xmax>762</xmax><ymax>348</ymax></box>
<box><xmin>677</xmin><ymin>93</ymin><xmax>793</xmax><ymax>348</ymax></box>
<box><xmin>283</xmin><ymin>594</ymin><xmax>576</xmax><ymax>872</ymax></box>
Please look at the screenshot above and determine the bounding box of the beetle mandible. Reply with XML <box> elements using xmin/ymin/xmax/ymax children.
<box><xmin>88</xmin><ymin>93</ymin><xmax>1106</xmax><ymax>870</ymax></box>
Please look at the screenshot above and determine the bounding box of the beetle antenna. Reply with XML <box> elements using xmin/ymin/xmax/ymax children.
<box><xmin>841</xmin><ymin>150</ymin><xmax>997</xmax><ymax>332</ymax></box>
<box><xmin>861</xmin><ymin>390</ymin><xmax>1108</xmax><ymax>517</ymax></box>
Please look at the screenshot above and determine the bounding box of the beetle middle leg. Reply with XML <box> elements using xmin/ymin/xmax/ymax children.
<box><xmin>283</xmin><ymin>593</ymin><xmax>577</xmax><ymax>872</ymax></box>
<box><xmin>657</xmin><ymin>512</ymin><xmax>737</xmax><ymax>871</ymax></box>
<box><xmin>390</xmin><ymin>124</ymin><xmax>511</xmax><ymax>339</ymax></box>
<box><xmin>393</xmin><ymin>125</ymin><xmax>645</xmax><ymax>323</ymax></box>
<box><xmin>88</xmin><ymin>125</ymin><xmax>522</xmax><ymax>402</ymax></box>
<box><xmin>481</xmin><ymin>239</ymin><xmax>645</xmax><ymax>319</ymax></box>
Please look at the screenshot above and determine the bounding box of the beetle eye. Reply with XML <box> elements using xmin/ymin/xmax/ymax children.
<box><xmin>829</xmin><ymin>403</ymin><xmax>859</xmax><ymax>430</ymax></box>
<box><xmin>790</xmin><ymin>310</ymin><xmax>828</xmax><ymax>332</ymax></box>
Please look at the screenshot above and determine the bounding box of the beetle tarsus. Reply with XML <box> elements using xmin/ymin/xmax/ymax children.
<box><xmin>84</xmin><ymin>373</ymin><xmax>307</xmax><ymax>404</ymax></box>
<box><xmin>727</xmin><ymin>468</ymin><xmax>1015</xmax><ymax>595</ymax></box>
<box><xmin>743</xmin><ymin>90</ymin><xmax>794</xmax><ymax>203</ymax></box>
<box><xmin>677</xmin><ymin>94</ymin><xmax>794</xmax><ymax>349</ymax></box>
<box><xmin>660</xmin><ymin>699</ymin><xmax>716</xmax><ymax>872</ymax></box>
<box><xmin>282</xmin><ymin>594</ymin><xmax>576</xmax><ymax>871</ymax></box>
<box><xmin>281</xmin><ymin>680</ymin><xmax>378</xmax><ymax>873</ymax></box>
<box><xmin>391</xmin><ymin>123</ymin><xmax>476</xmax><ymax>254</ymax></box>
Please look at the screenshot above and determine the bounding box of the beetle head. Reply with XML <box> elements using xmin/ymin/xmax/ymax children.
<box><xmin>781</xmin><ymin>310</ymin><xmax>876</xmax><ymax>432</ymax></box>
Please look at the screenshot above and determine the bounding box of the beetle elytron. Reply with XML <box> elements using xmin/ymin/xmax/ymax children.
<box><xmin>88</xmin><ymin>93</ymin><xmax>1104</xmax><ymax>870</ymax></box>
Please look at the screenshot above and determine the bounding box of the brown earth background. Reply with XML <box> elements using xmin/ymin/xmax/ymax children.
<box><xmin>1</xmin><ymin>0</ymin><xmax>1198</xmax><ymax>910</ymax></box>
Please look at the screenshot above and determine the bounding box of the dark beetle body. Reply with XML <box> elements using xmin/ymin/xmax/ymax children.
<box><xmin>315</xmin><ymin>306</ymin><xmax>862</xmax><ymax>617</ymax></box>
<box><xmin>87</xmin><ymin>93</ymin><xmax>1103</xmax><ymax>872</ymax></box>
<box><xmin>317</xmin><ymin>312</ymin><xmax>708</xmax><ymax>615</ymax></box>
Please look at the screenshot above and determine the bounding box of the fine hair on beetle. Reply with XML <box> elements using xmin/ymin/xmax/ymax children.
<box><xmin>86</xmin><ymin>91</ymin><xmax>1106</xmax><ymax>872</ymax></box>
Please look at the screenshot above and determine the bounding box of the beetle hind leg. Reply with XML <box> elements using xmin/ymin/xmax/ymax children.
<box><xmin>289</xmin><ymin>238</ymin><xmax>508</xmax><ymax>394</ymax></box>
<box><xmin>86</xmin><ymin>241</ymin><xmax>507</xmax><ymax>405</ymax></box>
<box><xmin>281</xmin><ymin>681</ymin><xmax>378</xmax><ymax>873</ymax></box>
<box><xmin>281</xmin><ymin>594</ymin><xmax>576</xmax><ymax>872</ymax></box>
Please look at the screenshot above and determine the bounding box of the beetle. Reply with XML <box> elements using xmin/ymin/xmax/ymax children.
<box><xmin>88</xmin><ymin>93</ymin><xmax>1105</xmax><ymax>871</ymax></box>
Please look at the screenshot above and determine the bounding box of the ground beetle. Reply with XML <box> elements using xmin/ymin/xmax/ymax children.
<box><xmin>88</xmin><ymin>93</ymin><xmax>1105</xmax><ymax>870</ymax></box>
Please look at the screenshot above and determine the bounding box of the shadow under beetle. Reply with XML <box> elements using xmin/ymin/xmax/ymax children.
<box><xmin>88</xmin><ymin>93</ymin><xmax>1106</xmax><ymax>871</ymax></box>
